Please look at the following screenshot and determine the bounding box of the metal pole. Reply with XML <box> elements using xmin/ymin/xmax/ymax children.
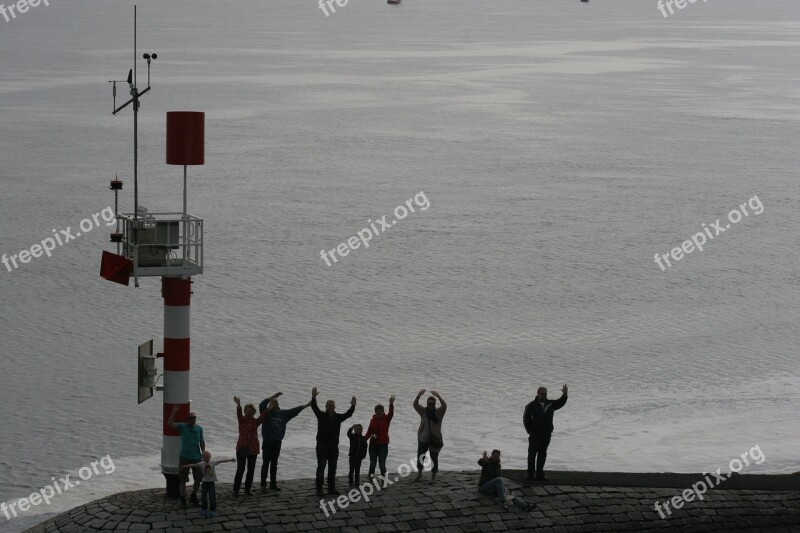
<box><xmin>183</xmin><ymin>165</ymin><xmax>187</xmax><ymax>218</ymax></box>
<box><xmin>133</xmin><ymin>5</ymin><xmax>139</xmax><ymax>222</ymax></box>
<box><xmin>183</xmin><ymin>165</ymin><xmax>188</xmax><ymax>266</ymax></box>
<box><xmin>114</xmin><ymin>180</ymin><xmax>120</xmax><ymax>256</ymax></box>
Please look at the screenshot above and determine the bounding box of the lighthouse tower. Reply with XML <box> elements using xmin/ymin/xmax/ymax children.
<box><xmin>100</xmin><ymin>7</ymin><xmax>206</xmax><ymax>498</ymax></box>
<box><xmin>159</xmin><ymin>111</ymin><xmax>205</xmax><ymax>496</ymax></box>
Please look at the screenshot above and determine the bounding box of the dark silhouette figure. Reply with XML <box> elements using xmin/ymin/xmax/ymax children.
<box><xmin>523</xmin><ymin>384</ymin><xmax>568</xmax><ymax>481</ymax></box>
<box><xmin>347</xmin><ymin>424</ymin><xmax>368</xmax><ymax>485</ymax></box>
<box><xmin>311</xmin><ymin>387</ymin><xmax>356</xmax><ymax>496</ymax></box>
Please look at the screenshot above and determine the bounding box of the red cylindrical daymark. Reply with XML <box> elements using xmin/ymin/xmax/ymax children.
<box><xmin>166</xmin><ymin>111</ymin><xmax>205</xmax><ymax>165</ymax></box>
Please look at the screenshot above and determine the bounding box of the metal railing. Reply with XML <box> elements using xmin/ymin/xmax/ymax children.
<box><xmin>119</xmin><ymin>212</ymin><xmax>203</xmax><ymax>281</ymax></box>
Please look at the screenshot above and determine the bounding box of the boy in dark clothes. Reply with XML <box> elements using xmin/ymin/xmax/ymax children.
<box><xmin>347</xmin><ymin>424</ymin><xmax>368</xmax><ymax>485</ymax></box>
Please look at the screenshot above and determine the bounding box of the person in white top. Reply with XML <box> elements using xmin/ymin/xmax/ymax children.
<box><xmin>413</xmin><ymin>389</ymin><xmax>447</xmax><ymax>485</ymax></box>
<box><xmin>181</xmin><ymin>451</ymin><xmax>235</xmax><ymax>517</ymax></box>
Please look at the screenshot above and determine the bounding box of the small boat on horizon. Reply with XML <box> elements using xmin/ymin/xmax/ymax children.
<box><xmin>388</xmin><ymin>0</ymin><xmax>401</xmax><ymax>5</ymax></box>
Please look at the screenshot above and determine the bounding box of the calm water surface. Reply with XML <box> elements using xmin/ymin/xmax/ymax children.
<box><xmin>1</xmin><ymin>0</ymin><xmax>799</xmax><ymax>530</ymax></box>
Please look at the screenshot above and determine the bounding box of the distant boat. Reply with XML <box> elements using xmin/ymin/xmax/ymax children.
<box><xmin>388</xmin><ymin>0</ymin><xmax>401</xmax><ymax>4</ymax></box>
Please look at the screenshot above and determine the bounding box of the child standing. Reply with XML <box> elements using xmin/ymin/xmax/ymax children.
<box><xmin>182</xmin><ymin>451</ymin><xmax>235</xmax><ymax>517</ymax></box>
<box><xmin>346</xmin><ymin>424</ymin><xmax>368</xmax><ymax>485</ymax></box>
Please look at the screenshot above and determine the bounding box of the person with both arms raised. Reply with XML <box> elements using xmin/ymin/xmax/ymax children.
<box><xmin>413</xmin><ymin>389</ymin><xmax>446</xmax><ymax>484</ymax></box>
<box><xmin>311</xmin><ymin>386</ymin><xmax>356</xmax><ymax>496</ymax></box>
<box><xmin>258</xmin><ymin>391</ymin><xmax>312</xmax><ymax>492</ymax></box>
<box><xmin>523</xmin><ymin>384</ymin><xmax>569</xmax><ymax>482</ymax></box>
<box><xmin>232</xmin><ymin>396</ymin><xmax>269</xmax><ymax>496</ymax></box>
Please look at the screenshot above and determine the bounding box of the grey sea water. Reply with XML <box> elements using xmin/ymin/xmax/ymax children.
<box><xmin>1</xmin><ymin>0</ymin><xmax>799</xmax><ymax>530</ymax></box>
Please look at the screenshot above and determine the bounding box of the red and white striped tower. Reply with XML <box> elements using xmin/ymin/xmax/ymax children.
<box><xmin>161</xmin><ymin>111</ymin><xmax>205</xmax><ymax>496</ymax></box>
<box><xmin>100</xmin><ymin>15</ymin><xmax>207</xmax><ymax>498</ymax></box>
<box><xmin>161</xmin><ymin>276</ymin><xmax>192</xmax><ymax>494</ymax></box>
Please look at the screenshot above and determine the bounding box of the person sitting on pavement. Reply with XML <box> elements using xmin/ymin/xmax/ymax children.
<box><xmin>478</xmin><ymin>449</ymin><xmax>534</xmax><ymax>511</ymax></box>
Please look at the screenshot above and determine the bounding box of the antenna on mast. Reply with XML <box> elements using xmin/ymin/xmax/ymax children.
<box><xmin>106</xmin><ymin>4</ymin><xmax>157</xmax><ymax>222</ymax></box>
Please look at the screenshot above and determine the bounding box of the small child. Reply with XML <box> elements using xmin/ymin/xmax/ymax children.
<box><xmin>182</xmin><ymin>451</ymin><xmax>235</xmax><ymax>517</ymax></box>
<box><xmin>346</xmin><ymin>424</ymin><xmax>368</xmax><ymax>485</ymax></box>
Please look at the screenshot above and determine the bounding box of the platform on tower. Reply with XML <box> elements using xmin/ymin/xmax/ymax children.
<box><xmin>118</xmin><ymin>211</ymin><xmax>203</xmax><ymax>278</ymax></box>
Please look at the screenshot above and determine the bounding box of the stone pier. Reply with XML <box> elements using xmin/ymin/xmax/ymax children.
<box><xmin>26</xmin><ymin>470</ymin><xmax>800</xmax><ymax>532</ymax></box>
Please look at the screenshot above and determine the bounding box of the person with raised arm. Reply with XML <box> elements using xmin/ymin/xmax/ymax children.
<box><xmin>364</xmin><ymin>395</ymin><xmax>395</xmax><ymax>479</ymax></box>
<box><xmin>478</xmin><ymin>449</ymin><xmax>534</xmax><ymax>511</ymax></box>
<box><xmin>413</xmin><ymin>389</ymin><xmax>446</xmax><ymax>484</ymax></box>
<box><xmin>258</xmin><ymin>391</ymin><xmax>312</xmax><ymax>491</ymax></box>
<box><xmin>168</xmin><ymin>405</ymin><xmax>205</xmax><ymax>508</ymax></box>
<box><xmin>232</xmin><ymin>395</ymin><xmax>269</xmax><ymax>496</ymax></box>
<box><xmin>523</xmin><ymin>384</ymin><xmax>568</xmax><ymax>482</ymax></box>
<box><xmin>180</xmin><ymin>450</ymin><xmax>235</xmax><ymax>518</ymax></box>
<box><xmin>311</xmin><ymin>387</ymin><xmax>356</xmax><ymax>496</ymax></box>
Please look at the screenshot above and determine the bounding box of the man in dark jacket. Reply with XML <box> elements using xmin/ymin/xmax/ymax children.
<box><xmin>258</xmin><ymin>392</ymin><xmax>312</xmax><ymax>491</ymax></box>
<box><xmin>523</xmin><ymin>384</ymin><xmax>568</xmax><ymax>481</ymax></box>
<box><xmin>311</xmin><ymin>387</ymin><xmax>356</xmax><ymax>496</ymax></box>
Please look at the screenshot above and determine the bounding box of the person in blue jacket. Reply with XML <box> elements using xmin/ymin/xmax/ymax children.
<box><xmin>258</xmin><ymin>391</ymin><xmax>312</xmax><ymax>491</ymax></box>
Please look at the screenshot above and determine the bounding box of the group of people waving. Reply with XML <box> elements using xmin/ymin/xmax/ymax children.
<box><xmin>229</xmin><ymin>388</ymin><xmax>447</xmax><ymax>498</ymax></box>
<box><xmin>169</xmin><ymin>384</ymin><xmax>568</xmax><ymax>516</ymax></box>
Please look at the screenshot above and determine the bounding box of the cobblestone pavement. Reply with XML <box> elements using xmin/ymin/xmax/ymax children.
<box><xmin>25</xmin><ymin>471</ymin><xmax>800</xmax><ymax>532</ymax></box>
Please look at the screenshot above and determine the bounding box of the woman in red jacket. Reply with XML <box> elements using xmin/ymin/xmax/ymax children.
<box><xmin>364</xmin><ymin>395</ymin><xmax>395</xmax><ymax>478</ymax></box>
<box><xmin>233</xmin><ymin>395</ymin><xmax>268</xmax><ymax>496</ymax></box>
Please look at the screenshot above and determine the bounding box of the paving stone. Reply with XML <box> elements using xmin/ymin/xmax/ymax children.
<box><xmin>20</xmin><ymin>472</ymin><xmax>800</xmax><ymax>533</ymax></box>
